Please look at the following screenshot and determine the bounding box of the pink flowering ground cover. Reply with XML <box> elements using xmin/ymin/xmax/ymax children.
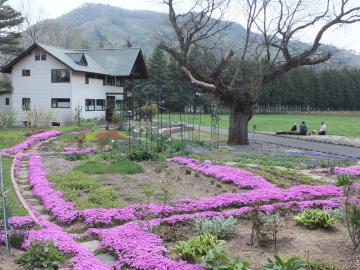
<box><xmin>23</xmin><ymin>215</ymin><xmax>111</xmax><ymax>270</ymax></box>
<box><xmin>171</xmin><ymin>157</ymin><xmax>276</xmax><ymax>189</ymax></box>
<box><xmin>2</xmin><ymin>130</ymin><xmax>63</xmax><ymax>156</ymax></box>
<box><xmin>335</xmin><ymin>165</ymin><xmax>360</xmax><ymax>176</ymax></box>
<box><xmin>90</xmin><ymin>222</ymin><xmax>202</xmax><ymax>270</ymax></box>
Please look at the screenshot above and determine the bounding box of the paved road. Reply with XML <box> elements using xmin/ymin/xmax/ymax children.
<box><xmin>200</xmin><ymin>126</ymin><xmax>360</xmax><ymax>158</ymax></box>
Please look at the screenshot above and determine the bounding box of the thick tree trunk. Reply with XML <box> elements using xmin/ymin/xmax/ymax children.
<box><xmin>228</xmin><ymin>103</ymin><xmax>254</xmax><ymax>145</ymax></box>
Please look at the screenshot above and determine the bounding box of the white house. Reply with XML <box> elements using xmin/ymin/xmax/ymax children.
<box><xmin>0</xmin><ymin>43</ymin><xmax>147</xmax><ymax>125</ymax></box>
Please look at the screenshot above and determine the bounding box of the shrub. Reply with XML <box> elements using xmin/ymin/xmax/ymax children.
<box><xmin>201</xmin><ymin>244</ymin><xmax>249</xmax><ymax>270</ymax></box>
<box><xmin>250</xmin><ymin>212</ymin><xmax>285</xmax><ymax>249</ymax></box>
<box><xmin>87</xmin><ymin>187</ymin><xmax>121</xmax><ymax>208</ymax></box>
<box><xmin>343</xmin><ymin>183</ymin><xmax>360</xmax><ymax>250</ymax></box>
<box><xmin>127</xmin><ymin>144</ymin><xmax>158</xmax><ymax>161</ymax></box>
<box><xmin>16</xmin><ymin>240</ymin><xmax>67</xmax><ymax>270</ymax></box>
<box><xmin>171</xmin><ymin>233</ymin><xmax>221</xmax><ymax>263</ymax></box>
<box><xmin>294</xmin><ymin>209</ymin><xmax>340</xmax><ymax>229</ymax></box>
<box><xmin>0</xmin><ymin>109</ymin><xmax>16</xmax><ymax>129</ymax></box>
<box><xmin>261</xmin><ymin>255</ymin><xmax>307</xmax><ymax>270</ymax></box>
<box><xmin>194</xmin><ymin>216</ymin><xmax>237</xmax><ymax>240</ymax></box>
<box><xmin>335</xmin><ymin>175</ymin><xmax>353</xmax><ymax>187</ymax></box>
<box><xmin>112</xmin><ymin>112</ymin><xmax>125</xmax><ymax>129</ymax></box>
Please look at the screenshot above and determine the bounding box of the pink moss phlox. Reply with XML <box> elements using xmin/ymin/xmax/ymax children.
<box><xmin>23</xmin><ymin>216</ymin><xmax>111</xmax><ymax>270</ymax></box>
<box><xmin>90</xmin><ymin>222</ymin><xmax>202</xmax><ymax>270</ymax></box>
<box><xmin>28</xmin><ymin>155</ymin><xmax>79</xmax><ymax>224</ymax></box>
<box><xmin>335</xmin><ymin>165</ymin><xmax>360</xmax><ymax>176</ymax></box>
<box><xmin>171</xmin><ymin>157</ymin><xmax>276</xmax><ymax>189</ymax></box>
<box><xmin>14</xmin><ymin>152</ymin><xmax>25</xmax><ymax>177</ymax></box>
<box><xmin>2</xmin><ymin>130</ymin><xmax>63</xmax><ymax>155</ymax></box>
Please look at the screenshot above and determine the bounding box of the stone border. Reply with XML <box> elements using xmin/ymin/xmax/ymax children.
<box><xmin>10</xmin><ymin>156</ymin><xmax>37</xmax><ymax>221</ymax></box>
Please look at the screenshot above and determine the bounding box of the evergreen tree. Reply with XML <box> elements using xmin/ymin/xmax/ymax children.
<box><xmin>0</xmin><ymin>0</ymin><xmax>23</xmax><ymax>58</ymax></box>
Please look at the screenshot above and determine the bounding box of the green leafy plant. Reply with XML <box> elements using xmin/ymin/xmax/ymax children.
<box><xmin>294</xmin><ymin>209</ymin><xmax>340</xmax><ymax>229</ymax></box>
<box><xmin>335</xmin><ymin>175</ymin><xmax>354</xmax><ymax>187</ymax></box>
<box><xmin>64</xmin><ymin>152</ymin><xmax>87</xmax><ymax>161</ymax></box>
<box><xmin>171</xmin><ymin>233</ymin><xmax>221</xmax><ymax>263</ymax></box>
<box><xmin>201</xmin><ymin>243</ymin><xmax>249</xmax><ymax>270</ymax></box>
<box><xmin>127</xmin><ymin>144</ymin><xmax>159</xmax><ymax>161</ymax></box>
<box><xmin>16</xmin><ymin>240</ymin><xmax>67</xmax><ymax>270</ymax></box>
<box><xmin>262</xmin><ymin>255</ymin><xmax>307</xmax><ymax>270</ymax></box>
<box><xmin>112</xmin><ymin>112</ymin><xmax>125</xmax><ymax>129</ymax></box>
<box><xmin>194</xmin><ymin>216</ymin><xmax>237</xmax><ymax>239</ymax></box>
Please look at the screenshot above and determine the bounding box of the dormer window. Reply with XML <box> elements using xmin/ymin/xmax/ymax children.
<box><xmin>35</xmin><ymin>49</ymin><xmax>46</xmax><ymax>61</ymax></box>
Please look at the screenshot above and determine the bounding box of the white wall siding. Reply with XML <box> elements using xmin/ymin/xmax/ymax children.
<box><xmin>10</xmin><ymin>51</ymin><xmax>72</xmax><ymax>124</ymax></box>
<box><xmin>0</xmin><ymin>93</ymin><xmax>11</xmax><ymax>112</ymax></box>
<box><xmin>72</xmin><ymin>72</ymin><xmax>106</xmax><ymax>120</ymax></box>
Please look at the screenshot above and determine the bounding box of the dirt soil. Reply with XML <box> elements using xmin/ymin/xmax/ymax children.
<box><xmin>0</xmin><ymin>247</ymin><xmax>24</xmax><ymax>270</ymax></box>
<box><xmin>160</xmin><ymin>218</ymin><xmax>360</xmax><ymax>270</ymax></box>
<box><xmin>223</xmin><ymin>219</ymin><xmax>360</xmax><ymax>269</ymax></box>
<box><xmin>100</xmin><ymin>161</ymin><xmax>244</xmax><ymax>205</ymax></box>
<box><xmin>43</xmin><ymin>157</ymin><xmax>85</xmax><ymax>174</ymax></box>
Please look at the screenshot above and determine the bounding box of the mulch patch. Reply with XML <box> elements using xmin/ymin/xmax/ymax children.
<box><xmin>96</xmin><ymin>130</ymin><xmax>128</xmax><ymax>141</ymax></box>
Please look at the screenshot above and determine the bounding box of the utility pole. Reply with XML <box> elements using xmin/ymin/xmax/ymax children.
<box><xmin>0</xmin><ymin>150</ymin><xmax>11</xmax><ymax>254</ymax></box>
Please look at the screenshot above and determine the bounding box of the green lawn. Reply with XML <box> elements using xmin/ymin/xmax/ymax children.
<box><xmin>165</xmin><ymin>113</ymin><xmax>360</xmax><ymax>137</ymax></box>
<box><xmin>1</xmin><ymin>158</ymin><xmax>27</xmax><ymax>217</ymax></box>
<box><xmin>74</xmin><ymin>160</ymin><xmax>144</xmax><ymax>174</ymax></box>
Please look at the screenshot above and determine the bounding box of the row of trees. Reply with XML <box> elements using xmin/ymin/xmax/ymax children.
<box><xmin>146</xmin><ymin>46</ymin><xmax>360</xmax><ymax>113</ymax></box>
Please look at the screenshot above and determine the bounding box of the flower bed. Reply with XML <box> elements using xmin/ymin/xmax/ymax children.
<box><xmin>28</xmin><ymin>155</ymin><xmax>79</xmax><ymax>223</ymax></box>
<box><xmin>2</xmin><ymin>130</ymin><xmax>63</xmax><ymax>156</ymax></box>
<box><xmin>90</xmin><ymin>222</ymin><xmax>202</xmax><ymax>270</ymax></box>
<box><xmin>171</xmin><ymin>157</ymin><xmax>276</xmax><ymax>189</ymax></box>
<box><xmin>335</xmin><ymin>165</ymin><xmax>360</xmax><ymax>176</ymax></box>
<box><xmin>23</xmin><ymin>215</ymin><xmax>111</xmax><ymax>270</ymax></box>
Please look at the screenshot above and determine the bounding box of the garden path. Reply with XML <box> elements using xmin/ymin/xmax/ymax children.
<box><xmin>12</xmin><ymin>139</ymin><xmax>117</xmax><ymax>267</ymax></box>
<box><xmin>199</xmin><ymin>126</ymin><xmax>360</xmax><ymax>158</ymax></box>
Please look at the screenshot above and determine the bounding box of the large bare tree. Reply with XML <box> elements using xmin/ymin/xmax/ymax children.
<box><xmin>159</xmin><ymin>0</ymin><xmax>360</xmax><ymax>145</ymax></box>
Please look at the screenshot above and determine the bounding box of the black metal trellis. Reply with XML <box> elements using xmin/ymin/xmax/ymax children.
<box><xmin>126</xmin><ymin>84</ymin><xmax>221</xmax><ymax>153</ymax></box>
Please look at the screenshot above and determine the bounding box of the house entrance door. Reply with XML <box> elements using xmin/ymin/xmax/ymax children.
<box><xmin>106</xmin><ymin>96</ymin><xmax>115</xmax><ymax>122</ymax></box>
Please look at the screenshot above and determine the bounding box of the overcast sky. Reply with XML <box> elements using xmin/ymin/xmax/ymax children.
<box><xmin>8</xmin><ymin>0</ymin><xmax>360</xmax><ymax>53</ymax></box>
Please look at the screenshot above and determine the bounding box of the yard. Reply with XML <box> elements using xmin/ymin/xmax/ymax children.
<box><xmin>1</xmin><ymin>125</ymin><xmax>360</xmax><ymax>270</ymax></box>
<box><xmin>165</xmin><ymin>113</ymin><xmax>360</xmax><ymax>138</ymax></box>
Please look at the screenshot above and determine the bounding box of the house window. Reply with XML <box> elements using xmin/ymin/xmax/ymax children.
<box><xmin>22</xmin><ymin>98</ymin><xmax>31</xmax><ymax>111</ymax></box>
<box><xmin>85</xmin><ymin>99</ymin><xmax>95</xmax><ymax>111</ymax></box>
<box><xmin>5</xmin><ymin>98</ymin><xmax>9</xmax><ymax>105</ymax></box>
<box><xmin>35</xmin><ymin>51</ymin><xmax>40</xmax><ymax>61</ymax></box>
<box><xmin>85</xmin><ymin>74</ymin><xmax>89</xmax><ymax>84</ymax></box>
<box><xmin>22</xmin><ymin>69</ymin><xmax>30</xmax><ymax>76</ymax></box>
<box><xmin>96</xmin><ymin>99</ymin><xmax>105</xmax><ymax>111</ymax></box>
<box><xmin>51</xmin><ymin>69</ymin><xmax>70</xmax><ymax>83</ymax></box>
<box><xmin>106</xmin><ymin>76</ymin><xmax>115</xmax><ymax>86</ymax></box>
<box><xmin>41</xmin><ymin>52</ymin><xmax>46</xmax><ymax>61</ymax></box>
<box><xmin>51</xmin><ymin>98</ymin><xmax>70</xmax><ymax>108</ymax></box>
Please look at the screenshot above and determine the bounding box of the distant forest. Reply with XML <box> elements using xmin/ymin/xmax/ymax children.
<box><xmin>146</xmin><ymin>48</ymin><xmax>360</xmax><ymax>113</ymax></box>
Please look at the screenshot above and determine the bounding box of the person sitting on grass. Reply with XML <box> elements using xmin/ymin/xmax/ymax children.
<box><xmin>298</xmin><ymin>121</ymin><xmax>308</xmax><ymax>135</ymax></box>
<box><xmin>276</xmin><ymin>121</ymin><xmax>308</xmax><ymax>135</ymax></box>
<box><xmin>318</xmin><ymin>121</ymin><xmax>327</xmax><ymax>135</ymax></box>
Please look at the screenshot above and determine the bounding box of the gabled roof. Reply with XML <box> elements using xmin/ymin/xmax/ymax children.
<box><xmin>1</xmin><ymin>43</ymin><xmax>147</xmax><ymax>78</ymax></box>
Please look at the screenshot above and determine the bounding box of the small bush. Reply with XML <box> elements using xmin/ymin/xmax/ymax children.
<box><xmin>335</xmin><ymin>175</ymin><xmax>353</xmax><ymax>187</ymax></box>
<box><xmin>127</xmin><ymin>144</ymin><xmax>159</xmax><ymax>161</ymax></box>
<box><xmin>194</xmin><ymin>217</ymin><xmax>237</xmax><ymax>240</ymax></box>
<box><xmin>171</xmin><ymin>233</ymin><xmax>221</xmax><ymax>263</ymax></box>
<box><xmin>185</xmin><ymin>168</ymin><xmax>192</xmax><ymax>175</ymax></box>
<box><xmin>16</xmin><ymin>240</ymin><xmax>67</xmax><ymax>270</ymax></box>
<box><xmin>112</xmin><ymin>112</ymin><xmax>125</xmax><ymax>129</ymax></box>
<box><xmin>261</xmin><ymin>255</ymin><xmax>307</xmax><ymax>270</ymax></box>
<box><xmin>87</xmin><ymin>187</ymin><xmax>121</xmax><ymax>208</ymax></box>
<box><xmin>0</xmin><ymin>109</ymin><xmax>16</xmax><ymax>129</ymax></box>
<box><xmin>294</xmin><ymin>209</ymin><xmax>340</xmax><ymax>229</ymax></box>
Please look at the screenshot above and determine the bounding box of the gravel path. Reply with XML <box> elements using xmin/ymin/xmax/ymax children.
<box><xmin>200</xmin><ymin>126</ymin><xmax>360</xmax><ymax>158</ymax></box>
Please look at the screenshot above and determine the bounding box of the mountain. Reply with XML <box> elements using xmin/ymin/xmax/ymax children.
<box><xmin>48</xmin><ymin>3</ymin><xmax>360</xmax><ymax>68</ymax></box>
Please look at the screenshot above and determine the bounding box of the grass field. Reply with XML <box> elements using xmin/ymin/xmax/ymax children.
<box><xmin>165</xmin><ymin>113</ymin><xmax>360</xmax><ymax>137</ymax></box>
